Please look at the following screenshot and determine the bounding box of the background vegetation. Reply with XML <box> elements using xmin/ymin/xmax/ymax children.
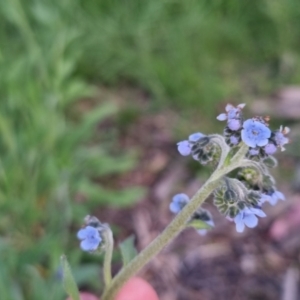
<box><xmin>0</xmin><ymin>0</ymin><xmax>300</xmax><ymax>299</ymax></box>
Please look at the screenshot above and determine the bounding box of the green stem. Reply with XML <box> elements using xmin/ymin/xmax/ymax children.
<box><xmin>102</xmin><ymin>225</ymin><xmax>114</xmax><ymax>288</ymax></box>
<box><xmin>102</xmin><ymin>173</ymin><xmax>222</xmax><ymax>300</ymax></box>
<box><xmin>102</xmin><ymin>142</ymin><xmax>249</xmax><ymax>300</ymax></box>
<box><xmin>230</xmin><ymin>143</ymin><xmax>249</xmax><ymax>166</ymax></box>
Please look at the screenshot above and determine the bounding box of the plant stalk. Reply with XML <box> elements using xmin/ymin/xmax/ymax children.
<box><xmin>102</xmin><ymin>175</ymin><xmax>221</xmax><ymax>299</ymax></box>
<box><xmin>102</xmin><ymin>226</ymin><xmax>114</xmax><ymax>288</ymax></box>
<box><xmin>102</xmin><ymin>142</ymin><xmax>248</xmax><ymax>300</ymax></box>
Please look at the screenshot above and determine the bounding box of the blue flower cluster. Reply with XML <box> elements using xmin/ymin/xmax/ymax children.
<box><xmin>174</xmin><ymin>103</ymin><xmax>290</xmax><ymax>233</ymax></box>
<box><xmin>216</xmin><ymin>104</ymin><xmax>289</xmax><ymax>156</ymax></box>
<box><xmin>177</xmin><ymin>133</ymin><xmax>205</xmax><ymax>157</ymax></box>
<box><xmin>177</xmin><ymin>132</ymin><xmax>220</xmax><ymax>165</ymax></box>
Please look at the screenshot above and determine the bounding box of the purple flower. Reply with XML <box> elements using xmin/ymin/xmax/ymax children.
<box><xmin>169</xmin><ymin>193</ymin><xmax>189</xmax><ymax>214</ymax></box>
<box><xmin>264</xmin><ymin>143</ymin><xmax>277</xmax><ymax>155</ymax></box>
<box><xmin>234</xmin><ymin>207</ymin><xmax>266</xmax><ymax>233</ymax></box>
<box><xmin>260</xmin><ymin>190</ymin><xmax>285</xmax><ymax>206</ymax></box>
<box><xmin>241</xmin><ymin>119</ymin><xmax>271</xmax><ymax>148</ymax></box>
<box><xmin>216</xmin><ymin>103</ymin><xmax>245</xmax><ymax>122</ymax></box>
<box><xmin>177</xmin><ymin>132</ymin><xmax>205</xmax><ymax>156</ymax></box>
<box><xmin>274</xmin><ymin>126</ymin><xmax>290</xmax><ymax>151</ymax></box>
<box><xmin>228</xmin><ymin>119</ymin><xmax>241</xmax><ymax>131</ymax></box>
<box><xmin>77</xmin><ymin>226</ymin><xmax>102</xmax><ymax>251</ymax></box>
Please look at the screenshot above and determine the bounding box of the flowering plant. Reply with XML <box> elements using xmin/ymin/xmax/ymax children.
<box><xmin>62</xmin><ymin>104</ymin><xmax>290</xmax><ymax>300</ymax></box>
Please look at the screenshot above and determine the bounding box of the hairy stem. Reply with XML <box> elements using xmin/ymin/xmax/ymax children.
<box><xmin>102</xmin><ymin>142</ymin><xmax>249</xmax><ymax>300</ymax></box>
<box><xmin>102</xmin><ymin>226</ymin><xmax>114</xmax><ymax>288</ymax></box>
<box><xmin>102</xmin><ymin>174</ymin><xmax>222</xmax><ymax>300</ymax></box>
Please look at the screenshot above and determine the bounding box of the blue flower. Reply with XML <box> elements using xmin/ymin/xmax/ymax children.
<box><xmin>234</xmin><ymin>207</ymin><xmax>266</xmax><ymax>233</ymax></box>
<box><xmin>260</xmin><ymin>190</ymin><xmax>285</xmax><ymax>206</ymax></box>
<box><xmin>241</xmin><ymin>119</ymin><xmax>271</xmax><ymax>148</ymax></box>
<box><xmin>77</xmin><ymin>226</ymin><xmax>102</xmax><ymax>251</ymax></box>
<box><xmin>177</xmin><ymin>132</ymin><xmax>205</xmax><ymax>156</ymax></box>
<box><xmin>169</xmin><ymin>193</ymin><xmax>189</xmax><ymax>214</ymax></box>
<box><xmin>274</xmin><ymin>126</ymin><xmax>290</xmax><ymax>151</ymax></box>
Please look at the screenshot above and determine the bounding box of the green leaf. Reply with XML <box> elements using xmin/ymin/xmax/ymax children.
<box><xmin>119</xmin><ymin>235</ymin><xmax>138</xmax><ymax>267</ymax></box>
<box><xmin>187</xmin><ymin>219</ymin><xmax>211</xmax><ymax>230</ymax></box>
<box><xmin>61</xmin><ymin>255</ymin><xmax>80</xmax><ymax>300</ymax></box>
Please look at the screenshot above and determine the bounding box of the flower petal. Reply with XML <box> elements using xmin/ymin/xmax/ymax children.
<box><xmin>177</xmin><ymin>141</ymin><xmax>191</xmax><ymax>156</ymax></box>
<box><xmin>234</xmin><ymin>213</ymin><xmax>245</xmax><ymax>233</ymax></box>
<box><xmin>169</xmin><ymin>202</ymin><xmax>181</xmax><ymax>214</ymax></box>
<box><xmin>189</xmin><ymin>132</ymin><xmax>204</xmax><ymax>142</ymax></box>
<box><xmin>216</xmin><ymin>113</ymin><xmax>227</xmax><ymax>121</ymax></box>
<box><xmin>244</xmin><ymin>214</ymin><xmax>258</xmax><ymax>228</ymax></box>
<box><xmin>172</xmin><ymin>193</ymin><xmax>189</xmax><ymax>204</ymax></box>
<box><xmin>274</xmin><ymin>191</ymin><xmax>285</xmax><ymax>201</ymax></box>
<box><xmin>237</xmin><ymin>103</ymin><xmax>246</xmax><ymax>109</ymax></box>
<box><xmin>256</xmin><ymin>138</ymin><xmax>269</xmax><ymax>147</ymax></box>
<box><xmin>241</xmin><ymin>129</ymin><xmax>256</xmax><ymax>148</ymax></box>
<box><xmin>225</xmin><ymin>104</ymin><xmax>234</xmax><ymax>112</ymax></box>
<box><xmin>80</xmin><ymin>239</ymin><xmax>99</xmax><ymax>252</ymax></box>
<box><xmin>249</xmin><ymin>208</ymin><xmax>266</xmax><ymax>218</ymax></box>
<box><xmin>235</xmin><ymin>220</ymin><xmax>245</xmax><ymax>233</ymax></box>
<box><xmin>77</xmin><ymin>228</ymin><xmax>88</xmax><ymax>240</ymax></box>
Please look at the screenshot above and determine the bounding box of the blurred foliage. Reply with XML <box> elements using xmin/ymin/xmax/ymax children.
<box><xmin>0</xmin><ymin>0</ymin><xmax>143</xmax><ymax>299</ymax></box>
<box><xmin>78</xmin><ymin>0</ymin><xmax>300</xmax><ymax>111</ymax></box>
<box><xmin>1</xmin><ymin>0</ymin><xmax>300</xmax><ymax>298</ymax></box>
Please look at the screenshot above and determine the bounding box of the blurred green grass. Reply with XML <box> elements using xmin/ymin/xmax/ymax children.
<box><xmin>78</xmin><ymin>0</ymin><xmax>300</xmax><ymax>111</ymax></box>
<box><xmin>1</xmin><ymin>0</ymin><xmax>300</xmax><ymax>299</ymax></box>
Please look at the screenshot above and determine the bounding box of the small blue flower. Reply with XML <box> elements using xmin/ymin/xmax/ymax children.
<box><xmin>169</xmin><ymin>193</ymin><xmax>189</xmax><ymax>214</ymax></box>
<box><xmin>234</xmin><ymin>207</ymin><xmax>266</xmax><ymax>233</ymax></box>
<box><xmin>274</xmin><ymin>126</ymin><xmax>290</xmax><ymax>151</ymax></box>
<box><xmin>260</xmin><ymin>190</ymin><xmax>285</xmax><ymax>206</ymax></box>
<box><xmin>77</xmin><ymin>226</ymin><xmax>102</xmax><ymax>251</ymax></box>
<box><xmin>241</xmin><ymin>119</ymin><xmax>271</xmax><ymax>148</ymax></box>
<box><xmin>177</xmin><ymin>132</ymin><xmax>205</xmax><ymax>156</ymax></box>
<box><xmin>264</xmin><ymin>143</ymin><xmax>277</xmax><ymax>155</ymax></box>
